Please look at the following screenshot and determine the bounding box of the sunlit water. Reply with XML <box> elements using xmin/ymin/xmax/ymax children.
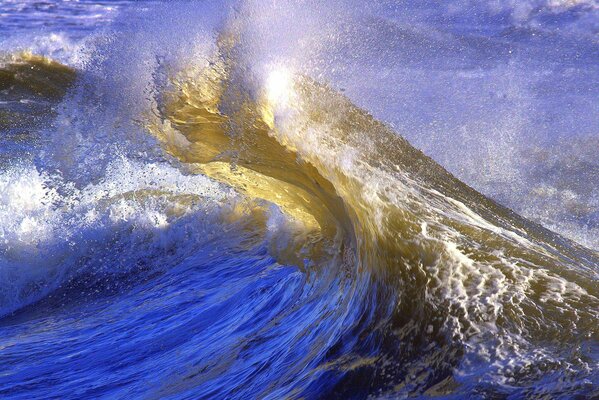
<box><xmin>0</xmin><ymin>1</ymin><xmax>597</xmax><ymax>399</ymax></box>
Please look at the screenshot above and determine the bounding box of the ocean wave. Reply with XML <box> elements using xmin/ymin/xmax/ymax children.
<box><xmin>0</xmin><ymin>1</ymin><xmax>597</xmax><ymax>398</ymax></box>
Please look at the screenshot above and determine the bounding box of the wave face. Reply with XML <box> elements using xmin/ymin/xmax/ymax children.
<box><xmin>0</xmin><ymin>1</ymin><xmax>598</xmax><ymax>399</ymax></box>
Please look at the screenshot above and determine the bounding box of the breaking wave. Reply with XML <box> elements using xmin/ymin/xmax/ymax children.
<box><xmin>0</xmin><ymin>1</ymin><xmax>597</xmax><ymax>399</ymax></box>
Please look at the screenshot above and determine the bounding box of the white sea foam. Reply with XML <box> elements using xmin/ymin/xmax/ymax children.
<box><xmin>0</xmin><ymin>157</ymin><xmax>235</xmax><ymax>317</ymax></box>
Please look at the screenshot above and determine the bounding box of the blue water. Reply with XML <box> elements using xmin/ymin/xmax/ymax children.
<box><xmin>0</xmin><ymin>198</ymin><xmax>380</xmax><ymax>398</ymax></box>
<box><xmin>0</xmin><ymin>242</ymin><xmax>316</xmax><ymax>398</ymax></box>
<box><xmin>0</xmin><ymin>1</ymin><xmax>597</xmax><ymax>399</ymax></box>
